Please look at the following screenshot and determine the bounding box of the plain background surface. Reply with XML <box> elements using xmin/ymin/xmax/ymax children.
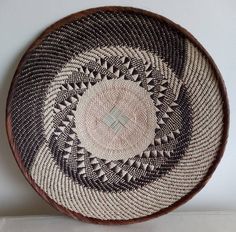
<box><xmin>0</xmin><ymin>0</ymin><xmax>235</xmax><ymax>217</ymax></box>
<box><xmin>1</xmin><ymin>212</ymin><xmax>236</xmax><ymax>232</ymax></box>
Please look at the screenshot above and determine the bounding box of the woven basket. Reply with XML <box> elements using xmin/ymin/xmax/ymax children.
<box><xmin>6</xmin><ymin>7</ymin><xmax>229</xmax><ymax>224</ymax></box>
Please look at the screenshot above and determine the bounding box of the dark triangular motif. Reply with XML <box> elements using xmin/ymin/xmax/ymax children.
<box><xmin>77</xmin><ymin>153</ymin><xmax>84</xmax><ymax>161</ymax></box>
<box><xmin>150</xmin><ymin>150</ymin><xmax>158</xmax><ymax>158</ymax></box>
<box><xmin>142</xmin><ymin>150</ymin><xmax>150</xmax><ymax>158</ymax></box>
<box><xmin>157</xmin><ymin>93</ymin><xmax>165</xmax><ymax>102</ymax></box>
<box><xmin>53</xmin><ymin>105</ymin><xmax>61</xmax><ymax>113</ymax></box>
<box><xmin>80</xmin><ymin>66</ymin><xmax>90</xmax><ymax>75</ymax></box>
<box><xmin>100</xmin><ymin>58</ymin><xmax>108</xmax><ymax>69</ymax></box>
<box><xmin>139</xmin><ymin>81</ymin><xmax>145</xmax><ymax>88</ymax></box>
<box><xmin>121</xmin><ymin>57</ymin><xmax>132</xmax><ymax>69</ymax></box>
<box><xmin>147</xmin><ymin>85</ymin><xmax>155</xmax><ymax>92</ymax></box>
<box><xmin>111</xmin><ymin>165</ymin><xmax>122</xmax><ymax>173</ymax></box>
<box><xmin>90</xmin><ymin>157</ymin><xmax>98</xmax><ymax>164</ymax></box>
<box><xmin>147</xmin><ymin>165</ymin><xmax>155</xmax><ymax>172</ymax></box>
<box><xmin>158</xmin><ymin>150</ymin><xmax>164</xmax><ymax>157</ymax></box>
<box><xmin>124</xmin><ymin>75</ymin><xmax>130</xmax><ymax>80</ymax></box>
<box><xmin>162</xmin><ymin>117</ymin><xmax>169</xmax><ymax>124</ymax></box>
<box><xmin>68</xmin><ymin>95</ymin><xmax>78</xmax><ymax>104</ymax></box>
<box><xmin>121</xmin><ymin>57</ymin><xmax>130</xmax><ymax>64</ymax></box>
<box><xmin>60</xmin><ymin>83</ymin><xmax>68</xmax><ymax>91</ymax></box>
<box><xmin>161</xmin><ymin>135</ymin><xmax>168</xmax><ymax>144</ymax></box>
<box><xmin>57</xmin><ymin>121</ymin><xmax>67</xmax><ymax>132</ymax></box>
<box><xmin>64</xmin><ymin>140</ymin><xmax>73</xmax><ymax>148</ymax></box>
<box><xmin>167</xmin><ymin>132</ymin><xmax>175</xmax><ymax>140</ymax></box>
<box><xmin>117</xmin><ymin>169</ymin><xmax>128</xmax><ymax>178</ymax></box>
<box><xmin>125</xmin><ymin>159</ymin><xmax>135</xmax><ymax>166</ymax></box>
<box><xmin>113</xmin><ymin>66</ymin><xmax>118</xmax><ymax>73</ymax></box>
<box><xmin>141</xmin><ymin>163</ymin><xmax>148</xmax><ymax>171</ymax></box>
<box><xmin>106</xmin><ymin>162</ymin><xmax>117</xmax><ymax>169</ymax></box>
<box><xmin>57</xmin><ymin>102</ymin><xmax>67</xmax><ymax>111</ymax></box>
<box><xmin>106</xmin><ymin>62</ymin><xmax>113</xmax><ymax>71</ymax></box>
<box><xmin>92</xmin><ymin>163</ymin><xmax>100</xmax><ymax>171</ymax></box>
<box><xmin>63</xmin><ymin>153</ymin><xmax>70</xmax><ymax>159</ymax></box>
<box><xmin>132</xmin><ymin>74</ymin><xmax>141</xmax><ymax>81</ymax></box>
<box><xmin>107</xmin><ymin>75</ymin><xmax>113</xmax><ymax>80</ymax></box>
<box><xmin>95</xmin><ymin>169</ymin><xmax>105</xmax><ymax>177</ymax></box>
<box><xmin>161</xmin><ymin>80</ymin><xmax>169</xmax><ymax>88</ymax></box>
<box><xmin>154</xmin><ymin>138</ymin><xmax>161</xmax><ymax>146</ymax></box>
<box><xmin>100</xmin><ymin>175</ymin><xmax>108</xmax><ymax>182</ymax></box>
<box><xmin>77</xmin><ymin>160</ymin><xmax>85</xmax><ymax>168</ymax></box>
<box><xmin>133</xmin><ymin>161</ymin><xmax>141</xmax><ymax>169</ymax></box>
<box><xmin>164</xmin><ymin>151</ymin><xmax>171</xmax><ymax>158</ymax></box>
<box><xmin>78</xmin><ymin>167</ymin><xmax>86</xmax><ymax>175</ymax></box>
<box><xmin>53</xmin><ymin>127</ymin><xmax>62</xmax><ymax>137</ymax></box>
<box><xmin>77</xmin><ymin>146</ymin><xmax>85</xmax><ymax>153</ymax></box>
<box><xmin>123</xmin><ymin>173</ymin><xmax>133</xmax><ymax>182</ymax></box>
<box><xmin>173</xmin><ymin>129</ymin><xmax>180</xmax><ymax>137</ymax></box>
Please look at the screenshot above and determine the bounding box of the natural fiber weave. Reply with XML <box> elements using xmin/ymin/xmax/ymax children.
<box><xmin>6</xmin><ymin>7</ymin><xmax>229</xmax><ymax>224</ymax></box>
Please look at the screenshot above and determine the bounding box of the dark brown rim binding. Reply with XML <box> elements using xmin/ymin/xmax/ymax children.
<box><xmin>6</xmin><ymin>6</ymin><xmax>229</xmax><ymax>225</ymax></box>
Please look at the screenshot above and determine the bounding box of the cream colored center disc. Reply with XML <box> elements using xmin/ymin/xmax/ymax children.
<box><xmin>75</xmin><ymin>78</ymin><xmax>157</xmax><ymax>160</ymax></box>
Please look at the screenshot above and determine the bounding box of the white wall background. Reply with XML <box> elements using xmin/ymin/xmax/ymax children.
<box><xmin>0</xmin><ymin>0</ymin><xmax>235</xmax><ymax>216</ymax></box>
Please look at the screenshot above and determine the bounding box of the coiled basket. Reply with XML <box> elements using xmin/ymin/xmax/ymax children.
<box><xmin>6</xmin><ymin>6</ymin><xmax>229</xmax><ymax>224</ymax></box>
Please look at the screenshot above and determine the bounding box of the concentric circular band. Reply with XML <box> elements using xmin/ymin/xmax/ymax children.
<box><xmin>6</xmin><ymin>6</ymin><xmax>229</xmax><ymax>224</ymax></box>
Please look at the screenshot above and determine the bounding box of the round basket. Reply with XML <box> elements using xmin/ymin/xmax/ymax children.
<box><xmin>6</xmin><ymin>6</ymin><xmax>229</xmax><ymax>224</ymax></box>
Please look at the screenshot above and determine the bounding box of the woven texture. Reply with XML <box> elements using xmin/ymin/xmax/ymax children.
<box><xmin>6</xmin><ymin>7</ymin><xmax>228</xmax><ymax>224</ymax></box>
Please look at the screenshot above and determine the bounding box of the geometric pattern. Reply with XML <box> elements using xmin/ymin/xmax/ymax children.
<box><xmin>50</xmin><ymin>55</ymin><xmax>191</xmax><ymax>191</ymax></box>
<box><xmin>6</xmin><ymin>7</ymin><xmax>228</xmax><ymax>223</ymax></box>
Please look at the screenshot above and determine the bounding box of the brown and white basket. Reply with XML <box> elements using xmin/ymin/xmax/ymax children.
<box><xmin>6</xmin><ymin>6</ymin><xmax>229</xmax><ymax>224</ymax></box>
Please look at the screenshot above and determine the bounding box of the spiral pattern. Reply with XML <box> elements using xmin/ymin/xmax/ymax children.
<box><xmin>7</xmin><ymin>7</ymin><xmax>228</xmax><ymax>223</ymax></box>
